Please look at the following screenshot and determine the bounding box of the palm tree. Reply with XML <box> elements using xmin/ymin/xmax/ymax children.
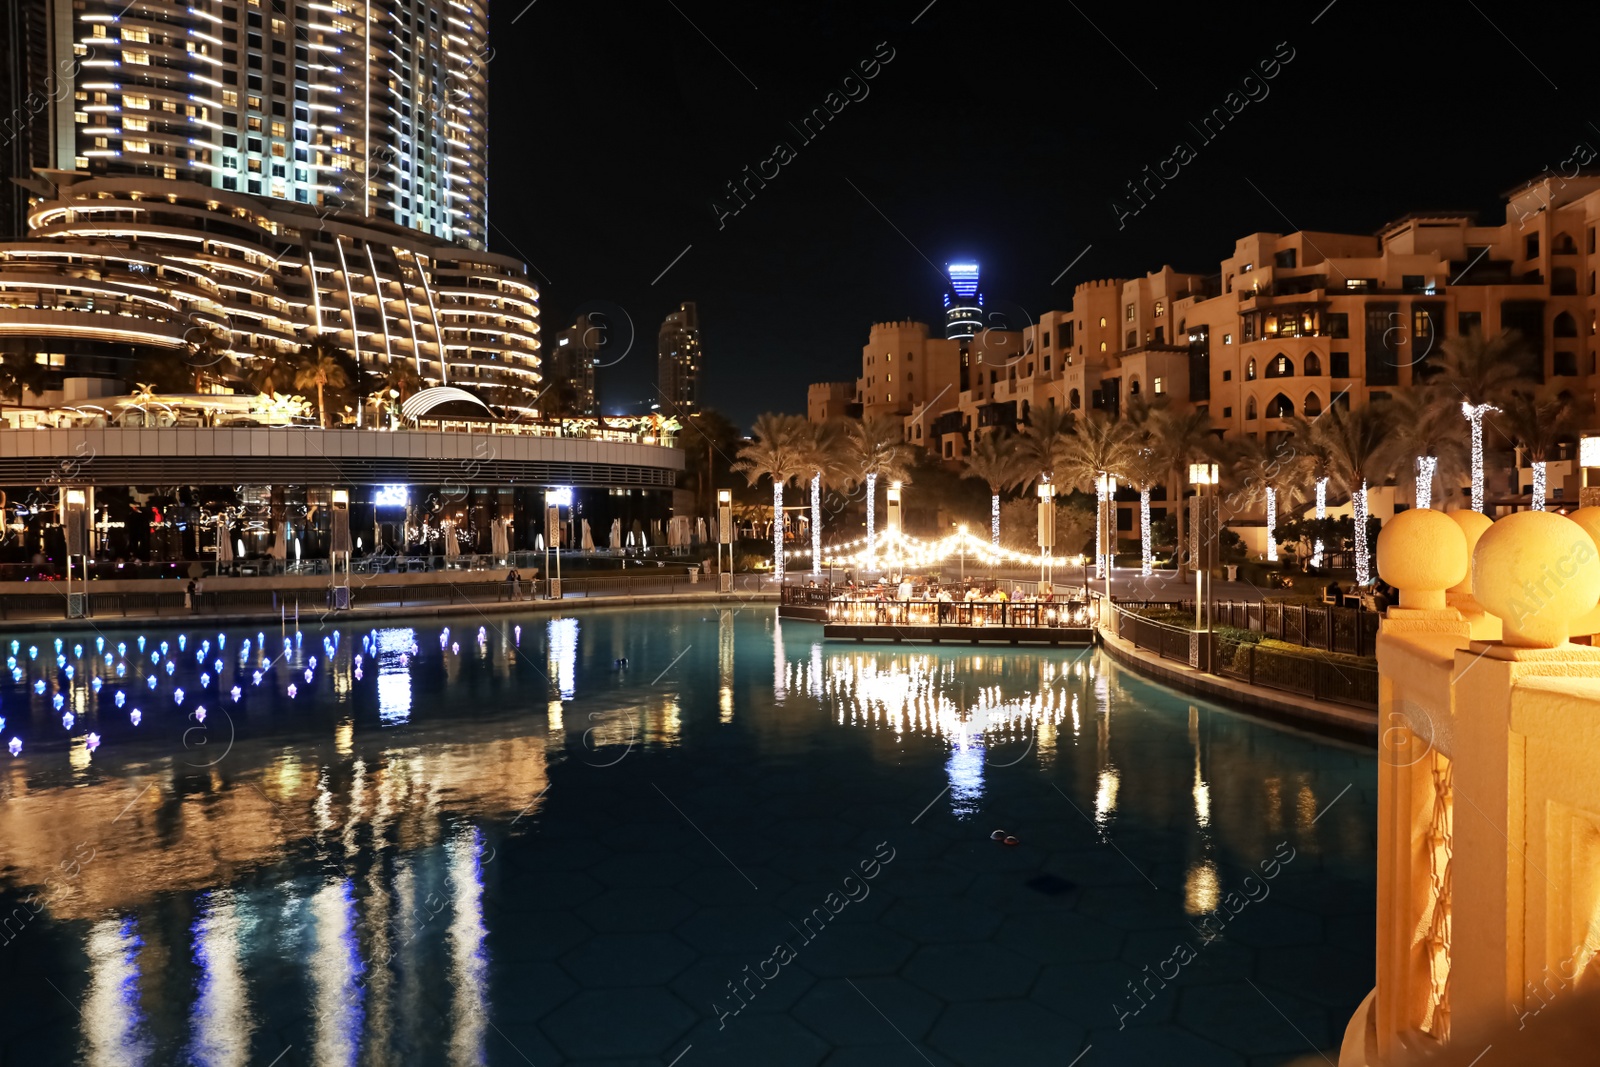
<box><xmin>1314</xmin><ymin>399</ymin><xmax>1396</xmax><ymax>585</ymax></box>
<box><xmin>246</xmin><ymin>342</ymin><xmax>297</xmax><ymax>399</ymax></box>
<box><xmin>796</xmin><ymin>419</ymin><xmax>850</xmax><ymax>576</ymax></box>
<box><xmin>1226</xmin><ymin>436</ymin><xmax>1305</xmax><ymax>564</ymax></box>
<box><xmin>1386</xmin><ymin>388</ymin><xmax>1470</xmax><ymax>510</ymax></box>
<box><xmin>1285</xmin><ymin>411</ymin><xmax>1340</xmax><ymax>567</ymax></box>
<box><xmin>1148</xmin><ymin>405</ymin><xmax>1216</xmax><ymax>578</ymax></box>
<box><xmin>733</xmin><ymin>413</ymin><xmax>808</xmax><ymax>583</ymax></box>
<box><xmin>0</xmin><ymin>352</ymin><xmax>50</xmax><ymax>423</ymax></box>
<box><xmin>185</xmin><ymin>327</ymin><xmax>233</xmax><ymax>393</ymax></box>
<box><xmin>962</xmin><ymin>430</ymin><xmax>1025</xmax><ymax>546</ymax></box>
<box><xmin>1424</xmin><ymin>328</ymin><xmax>1533</xmax><ymax>512</ymax></box>
<box><xmin>846</xmin><ymin>414</ymin><xmax>914</xmax><ymax>556</ymax></box>
<box><xmin>1501</xmin><ymin>391</ymin><xmax>1587</xmax><ymax>510</ymax></box>
<box><xmin>294</xmin><ymin>339</ymin><xmax>351</xmax><ymax>428</ymax></box>
<box><xmin>1017</xmin><ymin>402</ymin><xmax>1077</xmax><ymax>485</ymax></box>
<box><xmin>1057</xmin><ymin>410</ymin><xmax>1135</xmax><ymax>579</ymax></box>
<box><xmin>373</xmin><ymin>360</ymin><xmax>425</xmax><ymax>427</ymax></box>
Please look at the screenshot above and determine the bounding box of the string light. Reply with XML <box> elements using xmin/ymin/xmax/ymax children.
<box><xmin>811</xmin><ymin>474</ymin><xmax>822</xmax><ymax>576</ymax></box>
<box><xmin>812</xmin><ymin>528</ymin><xmax>1057</xmax><ymax>572</ymax></box>
<box><xmin>866</xmin><ymin>472</ymin><xmax>877</xmax><ymax>557</ymax></box>
<box><xmin>991</xmin><ymin>493</ymin><xmax>1001</xmax><ymax>547</ymax></box>
<box><xmin>1139</xmin><ymin>488</ymin><xmax>1152</xmax><ymax>577</ymax></box>
<box><xmin>1531</xmin><ymin>460</ymin><xmax>1546</xmax><ymax>511</ymax></box>
<box><xmin>1353</xmin><ymin>479</ymin><xmax>1371</xmax><ymax>586</ymax></box>
<box><xmin>1265</xmin><ymin>487</ymin><xmax>1277</xmax><ymax>563</ymax></box>
<box><xmin>1312</xmin><ymin>477</ymin><xmax>1327</xmax><ymax>569</ymax></box>
<box><xmin>1415</xmin><ymin>455</ymin><xmax>1437</xmax><ymax>510</ymax></box>
<box><xmin>773</xmin><ymin>482</ymin><xmax>785</xmax><ymax>582</ymax></box>
<box><xmin>1464</xmin><ymin>401</ymin><xmax>1497</xmax><ymax>513</ymax></box>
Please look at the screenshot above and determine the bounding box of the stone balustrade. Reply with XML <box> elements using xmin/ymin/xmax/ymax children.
<box><xmin>1343</xmin><ymin>507</ymin><xmax>1600</xmax><ymax>1064</ymax></box>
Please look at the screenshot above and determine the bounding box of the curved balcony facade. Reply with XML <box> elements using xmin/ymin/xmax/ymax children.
<box><xmin>0</xmin><ymin>176</ymin><xmax>541</xmax><ymax>413</ymax></box>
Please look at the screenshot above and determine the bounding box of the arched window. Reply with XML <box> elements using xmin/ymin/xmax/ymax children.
<box><xmin>1129</xmin><ymin>376</ymin><xmax>1141</xmax><ymax>396</ymax></box>
<box><xmin>1303</xmin><ymin>392</ymin><xmax>1322</xmax><ymax>416</ymax></box>
<box><xmin>1265</xmin><ymin>353</ymin><xmax>1294</xmax><ymax>378</ymax></box>
<box><xmin>1266</xmin><ymin>393</ymin><xmax>1295</xmax><ymax>418</ymax></box>
<box><xmin>1555</xmin><ymin>311</ymin><xmax>1579</xmax><ymax>337</ymax></box>
<box><xmin>1246</xmin><ymin>358</ymin><xmax>1257</xmax><ymax>381</ymax></box>
<box><xmin>1069</xmin><ymin>388</ymin><xmax>1081</xmax><ymax>409</ymax></box>
<box><xmin>1245</xmin><ymin>396</ymin><xmax>1258</xmax><ymax>420</ymax></box>
<box><xmin>1303</xmin><ymin>352</ymin><xmax>1322</xmax><ymax>376</ymax></box>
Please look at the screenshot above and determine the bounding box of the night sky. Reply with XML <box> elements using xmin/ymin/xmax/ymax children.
<box><xmin>487</xmin><ymin>1</ymin><xmax>1593</xmax><ymax>429</ymax></box>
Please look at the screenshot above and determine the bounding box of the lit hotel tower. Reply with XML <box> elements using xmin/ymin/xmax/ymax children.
<box><xmin>943</xmin><ymin>262</ymin><xmax>982</xmax><ymax>341</ymax></box>
<box><xmin>14</xmin><ymin>0</ymin><xmax>489</xmax><ymax>247</ymax></box>
<box><xmin>656</xmin><ymin>301</ymin><xmax>701</xmax><ymax>416</ymax></box>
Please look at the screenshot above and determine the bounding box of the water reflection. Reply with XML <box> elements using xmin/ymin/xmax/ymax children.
<box><xmin>83</xmin><ymin>917</ymin><xmax>147</xmax><ymax>1067</ymax></box>
<box><xmin>309</xmin><ymin>880</ymin><xmax>363</xmax><ymax>1067</ymax></box>
<box><xmin>446</xmin><ymin>827</ymin><xmax>489</xmax><ymax>1067</ymax></box>
<box><xmin>189</xmin><ymin>893</ymin><xmax>253</xmax><ymax>1067</ymax></box>
<box><xmin>0</xmin><ymin>609</ymin><xmax>1371</xmax><ymax>1065</ymax></box>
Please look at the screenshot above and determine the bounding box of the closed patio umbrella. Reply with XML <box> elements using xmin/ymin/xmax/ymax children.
<box><xmin>491</xmin><ymin>517</ymin><xmax>509</xmax><ymax>557</ymax></box>
<box><xmin>271</xmin><ymin>520</ymin><xmax>288</xmax><ymax>560</ymax></box>
<box><xmin>581</xmin><ymin>519</ymin><xmax>595</xmax><ymax>552</ymax></box>
<box><xmin>215</xmin><ymin>515</ymin><xmax>233</xmax><ymax>564</ymax></box>
<box><xmin>696</xmin><ymin>517</ymin><xmax>707</xmax><ymax>544</ymax></box>
<box><xmin>443</xmin><ymin>520</ymin><xmax>460</xmax><ymax>559</ymax></box>
<box><xmin>610</xmin><ymin>518</ymin><xmax>623</xmax><ymax>554</ymax></box>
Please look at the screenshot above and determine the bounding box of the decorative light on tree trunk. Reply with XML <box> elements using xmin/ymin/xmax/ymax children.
<box><xmin>1312</xmin><ymin>477</ymin><xmax>1328</xmax><ymax>569</ymax></box>
<box><xmin>865</xmin><ymin>472</ymin><xmax>877</xmax><ymax>556</ymax></box>
<box><xmin>1139</xmin><ymin>488</ymin><xmax>1152</xmax><ymax>576</ymax></box>
<box><xmin>810</xmin><ymin>474</ymin><xmax>822</xmax><ymax>575</ymax></box>
<box><xmin>772</xmin><ymin>483</ymin><xmax>785</xmax><ymax>582</ymax></box>
<box><xmin>1353</xmin><ymin>479</ymin><xmax>1371</xmax><ymax>585</ymax></box>
<box><xmin>1415</xmin><ymin>455</ymin><xmax>1437</xmax><ymax>510</ymax></box>
<box><xmin>1265</xmin><ymin>487</ymin><xmax>1277</xmax><ymax>563</ymax></box>
<box><xmin>1531</xmin><ymin>460</ymin><xmax>1547</xmax><ymax>511</ymax></box>
<box><xmin>1463</xmin><ymin>400</ymin><xmax>1498</xmax><ymax>513</ymax></box>
<box><xmin>1094</xmin><ymin>478</ymin><xmax>1106</xmax><ymax>580</ymax></box>
<box><xmin>991</xmin><ymin>493</ymin><xmax>1001</xmax><ymax>546</ymax></box>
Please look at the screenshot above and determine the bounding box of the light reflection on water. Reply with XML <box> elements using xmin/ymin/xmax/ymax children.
<box><xmin>0</xmin><ymin>607</ymin><xmax>1374</xmax><ymax>1065</ymax></box>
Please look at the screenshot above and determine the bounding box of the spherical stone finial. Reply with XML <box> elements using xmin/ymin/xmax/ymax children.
<box><xmin>1560</xmin><ymin>507</ymin><xmax>1600</xmax><ymax>636</ymax></box>
<box><xmin>1376</xmin><ymin>508</ymin><xmax>1469</xmax><ymax>610</ymax></box>
<box><xmin>1473</xmin><ymin>511</ymin><xmax>1600</xmax><ymax>648</ymax></box>
<box><xmin>1446</xmin><ymin>510</ymin><xmax>1494</xmax><ymax>594</ymax></box>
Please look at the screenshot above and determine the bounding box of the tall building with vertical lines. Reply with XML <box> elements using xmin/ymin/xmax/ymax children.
<box><xmin>0</xmin><ymin>0</ymin><xmax>540</xmax><ymax>413</ymax></box>
<box><xmin>656</xmin><ymin>301</ymin><xmax>701</xmax><ymax>416</ymax></box>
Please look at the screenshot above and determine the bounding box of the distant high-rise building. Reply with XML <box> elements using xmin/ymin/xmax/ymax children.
<box><xmin>0</xmin><ymin>0</ymin><xmax>68</xmax><ymax>239</ymax></box>
<box><xmin>543</xmin><ymin>314</ymin><xmax>600</xmax><ymax>418</ymax></box>
<box><xmin>656</xmin><ymin>301</ymin><xmax>701</xmax><ymax>416</ymax></box>
<box><xmin>943</xmin><ymin>262</ymin><xmax>983</xmax><ymax>341</ymax></box>
<box><xmin>5</xmin><ymin>0</ymin><xmax>489</xmax><ymax>247</ymax></box>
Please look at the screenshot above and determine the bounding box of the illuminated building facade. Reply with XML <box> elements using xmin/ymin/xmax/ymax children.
<box><xmin>815</xmin><ymin>172</ymin><xmax>1600</xmax><ymax>550</ymax></box>
<box><xmin>19</xmin><ymin>0</ymin><xmax>491</xmax><ymax>247</ymax></box>
<box><xmin>543</xmin><ymin>313</ymin><xmax>600</xmax><ymax>418</ymax></box>
<box><xmin>0</xmin><ymin>176</ymin><xmax>541</xmax><ymax>413</ymax></box>
<box><xmin>656</xmin><ymin>300</ymin><xmax>700</xmax><ymax>416</ymax></box>
<box><xmin>943</xmin><ymin>261</ymin><xmax>982</xmax><ymax>341</ymax></box>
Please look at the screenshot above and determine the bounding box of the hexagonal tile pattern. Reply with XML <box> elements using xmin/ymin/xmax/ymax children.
<box><xmin>928</xmin><ymin>1001</ymin><xmax>1088</xmax><ymax>1067</ymax></box>
<box><xmin>903</xmin><ymin>942</ymin><xmax>1038</xmax><ymax>1001</ymax></box>
<box><xmin>541</xmin><ymin>988</ymin><xmax>697</xmax><ymax>1060</ymax></box>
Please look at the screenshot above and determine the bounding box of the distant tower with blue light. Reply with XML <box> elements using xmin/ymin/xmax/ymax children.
<box><xmin>943</xmin><ymin>262</ymin><xmax>983</xmax><ymax>341</ymax></box>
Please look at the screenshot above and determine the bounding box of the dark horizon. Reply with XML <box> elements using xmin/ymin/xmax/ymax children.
<box><xmin>488</xmin><ymin>1</ymin><xmax>1592</xmax><ymax>429</ymax></box>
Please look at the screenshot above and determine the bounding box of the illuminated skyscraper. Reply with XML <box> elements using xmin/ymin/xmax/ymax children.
<box><xmin>15</xmin><ymin>0</ymin><xmax>489</xmax><ymax>247</ymax></box>
<box><xmin>656</xmin><ymin>301</ymin><xmax>701</xmax><ymax>416</ymax></box>
<box><xmin>943</xmin><ymin>262</ymin><xmax>982</xmax><ymax>340</ymax></box>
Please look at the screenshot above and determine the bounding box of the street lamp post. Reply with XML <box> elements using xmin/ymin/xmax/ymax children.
<box><xmin>1095</xmin><ymin>472</ymin><xmax>1116</xmax><ymax>604</ymax></box>
<box><xmin>1036</xmin><ymin>479</ymin><xmax>1055</xmax><ymax>585</ymax></box>
<box><xmin>717</xmin><ymin>489</ymin><xmax>733</xmax><ymax>593</ymax></box>
<box><xmin>1189</xmin><ymin>462</ymin><xmax>1220</xmax><ymax>672</ymax></box>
